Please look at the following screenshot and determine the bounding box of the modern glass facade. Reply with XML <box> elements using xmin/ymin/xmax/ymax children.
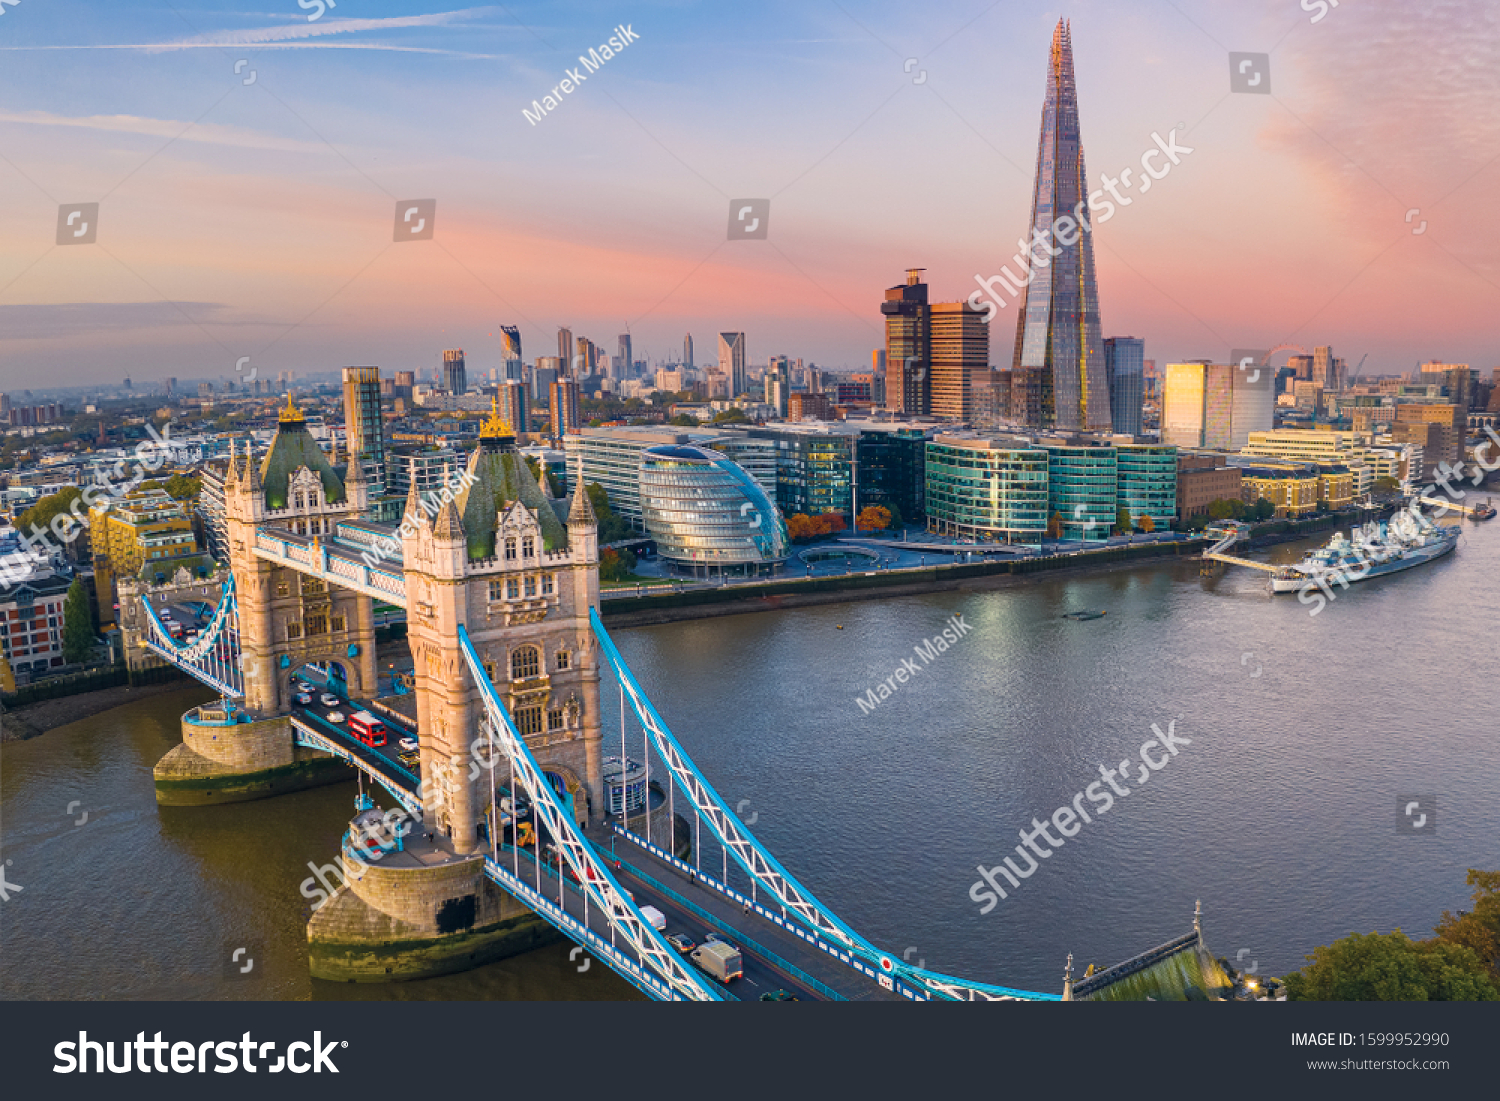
<box><xmin>856</xmin><ymin>428</ymin><xmax>928</xmax><ymax>524</ymax></box>
<box><xmin>1044</xmin><ymin>442</ymin><xmax>1118</xmax><ymax>539</ymax></box>
<box><xmin>925</xmin><ymin>436</ymin><xmax>1049</xmax><ymax>541</ymax></box>
<box><xmin>639</xmin><ymin>445</ymin><xmax>789</xmax><ymax>575</ymax></box>
<box><xmin>1115</xmin><ymin>444</ymin><xmax>1177</xmax><ymax>529</ymax></box>
<box><xmin>1103</xmin><ymin>337</ymin><xmax>1145</xmax><ymax>436</ymax></box>
<box><xmin>748</xmin><ymin>428</ymin><xmax>855</xmax><ymax>520</ymax></box>
<box><xmin>1011</xmin><ymin>21</ymin><xmax>1110</xmax><ymax>432</ymax></box>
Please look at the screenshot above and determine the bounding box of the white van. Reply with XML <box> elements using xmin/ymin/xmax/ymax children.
<box><xmin>639</xmin><ymin>905</ymin><xmax>667</xmax><ymax>932</ymax></box>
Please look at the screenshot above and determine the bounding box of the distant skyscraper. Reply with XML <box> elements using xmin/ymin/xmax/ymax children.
<box><xmin>501</xmin><ymin>325</ymin><xmax>524</xmax><ymax>382</ymax></box>
<box><xmin>558</xmin><ymin>327</ymin><xmax>574</xmax><ymax>373</ymax></box>
<box><xmin>550</xmin><ymin>377</ymin><xmax>581</xmax><ymax>438</ymax></box>
<box><xmin>718</xmin><ymin>332</ymin><xmax>746</xmax><ymax>397</ymax></box>
<box><xmin>683</xmin><ymin>333</ymin><xmax>693</xmax><ymax>370</ymax></box>
<box><xmin>1162</xmin><ymin>361</ymin><xmax>1271</xmax><ymax>449</ymax></box>
<box><xmin>441</xmin><ymin>349</ymin><xmax>467</xmax><ymax>395</ymax></box>
<box><xmin>618</xmin><ymin>333</ymin><xmax>633</xmax><ymax>380</ymax></box>
<box><xmin>500</xmin><ymin>380</ymin><xmax>528</xmax><ymax>439</ymax></box>
<box><xmin>1103</xmin><ymin>337</ymin><xmax>1145</xmax><ymax>436</ymax></box>
<box><xmin>882</xmin><ymin>268</ymin><xmax>929</xmax><ymax>415</ymax></box>
<box><xmin>929</xmin><ymin>300</ymin><xmax>990</xmax><ymax>421</ymax></box>
<box><xmin>1313</xmin><ymin>345</ymin><xmax>1335</xmax><ymax>390</ymax></box>
<box><xmin>341</xmin><ymin>366</ymin><xmax>385</xmax><ymax>494</ymax></box>
<box><xmin>1011</xmin><ymin>20</ymin><xmax>1110</xmax><ymax>431</ymax></box>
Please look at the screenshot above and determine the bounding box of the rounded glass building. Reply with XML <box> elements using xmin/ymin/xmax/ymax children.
<box><xmin>639</xmin><ymin>444</ymin><xmax>789</xmax><ymax>576</ymax></box>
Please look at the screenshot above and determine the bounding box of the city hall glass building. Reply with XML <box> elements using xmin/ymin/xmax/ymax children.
<box><xmin>639</xmin><ymin>445</ymin><xmax>789</xmax><ymax>577</ymax></box>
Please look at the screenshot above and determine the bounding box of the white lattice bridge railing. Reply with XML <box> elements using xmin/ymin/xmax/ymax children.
<box><xmin>141</xmin><ymin>573</ymin><xmax>244</xmax><ymax>699</ymax></box>
<box><xmin>253</xmin><ymin>529</ymin><xmax>407</xmax><ymax>607</ymax></box>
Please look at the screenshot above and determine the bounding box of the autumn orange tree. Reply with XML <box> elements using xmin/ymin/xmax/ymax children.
<box><xmin>856</xmin><ymin>505</ymin><xmax>892</xmax><ymax>533</ymax></box>
<box><xmin>1139</xmin><ymin>514</ymin><xmax>1155</xmax><ymax>534</ymax></box>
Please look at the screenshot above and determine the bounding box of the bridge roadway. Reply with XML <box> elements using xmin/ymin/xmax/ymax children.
<box><xmin>286</xmin><ymin>682</ymin><xmax>904</xmax><ymax>1001</ymax></box>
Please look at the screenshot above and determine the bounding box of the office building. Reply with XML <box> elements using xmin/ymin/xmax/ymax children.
<box><xmin>1176</xmin><ymin>454</ymin><xmax>1243</xmax><ymax>523</ymax></box>
<box><xmin>1162</xmin><ymin>361</ymin><xmax>1272</xmax><ymax>450</ymax></box>
<box><xmin>742</xmin><ymin>424</ymin><xmax>855</xmax><ymax>521</ymax></box>
<box><xmin>1042</xmin><ymin>438</ymin><xmax>1118</xmax><ymax>539</ymax></box>
<box><xmin>341</xmin><ymin>366</ymin><xmax>386</xmax><ymax>495</ymax></box>
<box><xmin>617</xmin><ymin>334</ymin><xmax>633</xmax><ymax>381</ymax></box>
<box><xmin>549</xmin><ymin>377</ymin><xmax>581</xmax><ymax>438</ymax></box>
<box><xmin>856</xmin><ymin>426</ymin><xmax>929</xmax><ymax>525</ymax></box>
<box><xmin>929</xmin><ymin>300</ymin><xmax>990</xmax><ymax>421</ymax></box>
<box><xmin>683</xmin><ymin>333</ymin><xmax>693</xmax><ymax>371</ymax></box>
<box><xmin>883</xmin><ymin>268</ymin><xmax>930</xmax><ymax>415</ymax></box>
<box><xmin>558</xmin><ymin>327</ymin><xmax>574</xmax><ymax>373</ymax></box>
<box><xmin>1010</xmin><ymin>21</ymin><xmax>1110</xmax><ymax>431</ymax></box>
<box><xmin>441</xmin><ymin>349</ymin><xmax>467</xmax><ymax>395</ymax></box>
<box><xmin>499</xmin><ymin>380</ymin><xmax>529</xmax><ymax>441</ymax></box>
<box><xmin>0</xmin><ymin>573</ymin><xmax>73</xmax><ymax>676</ymax></box>
<box><xmin>925</xmin><ymin>434</ymin><xmax>1050</xmax><ymax>541</ymax></box>
<box><xmin>719</xmin><ymin>332</ymin><xmax>747</xmax><ymax>398</ymax></box>
<box><xmin>1104</xmin><ymin>337</ymin><xmax>1145</xmax><ymax>436</ymax></box>
<box><xmin>1115</xmin><ymin>444</ymin><xmax>1177</xmax><ymax>530</ymax></box>
<box><xmin>638</xmin><ymin>444</ymin><xmax>789</xmax><ymax>577</ymax></box>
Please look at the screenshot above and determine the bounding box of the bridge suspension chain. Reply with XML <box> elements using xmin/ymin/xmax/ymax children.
<box><xmin>457</xmin><ymin>626</ymin><xmax>722</xmax><ymax>1002</ymax></box>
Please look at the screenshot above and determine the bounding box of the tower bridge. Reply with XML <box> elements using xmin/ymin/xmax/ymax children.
<box><xmin>141</xmin><ymin>395</ymin><xmax>1074</xmax><ymax>1000</ymax></box>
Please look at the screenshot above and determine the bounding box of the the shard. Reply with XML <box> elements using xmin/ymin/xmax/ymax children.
<box><xmin>1011</xmin><ymin>20</ymin><xmax>1111</xmax><ymax>432</ymax></box>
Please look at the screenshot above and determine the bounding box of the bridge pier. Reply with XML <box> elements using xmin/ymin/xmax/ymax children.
<box><xmin>154</xmin><ymin>706</ymin><xmax>352</xmax><ymax>806</ymax></box>
<box><xmin>306</xmin><ymin>831</ymin><xmax>558</xmax><ymax>982</ymax></box>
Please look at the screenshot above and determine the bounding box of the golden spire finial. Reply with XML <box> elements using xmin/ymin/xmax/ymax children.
<box><xmin>480</xmin><ymin>392</ymin><xmax>512</xmax><ymax>438</ymax></box>
<box><xmin>279</xmin><ymin>391</ymin><xmax>303</xmax><ymax>423</ymax></box>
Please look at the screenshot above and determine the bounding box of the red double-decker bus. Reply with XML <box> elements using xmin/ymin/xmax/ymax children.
<box><xmin>348</xmin><ymin>711</ymin><xmax>388</xmax><ymax>748</ymax></box>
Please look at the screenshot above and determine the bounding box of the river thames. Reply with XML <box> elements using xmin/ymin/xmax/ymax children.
<box><xmin>3</xmin><ymin>520</ymin><xmax>1496</xmax><ymax>1000</ymax></box>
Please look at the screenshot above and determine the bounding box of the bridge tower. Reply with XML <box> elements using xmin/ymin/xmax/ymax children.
<box><xmin>401</xmin><ymin>402</ymin><xmax>602</xmax><ymax>853</ymax></box>
<box><xmin>224</xmin><ymin>395</ymin><xmax>377</xmax><ymax>715</ymax></box>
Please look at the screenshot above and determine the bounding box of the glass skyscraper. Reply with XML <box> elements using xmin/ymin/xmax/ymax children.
<box><xmin>1104</xmin><ymin>336</ymin><xmax>1145</xmax><ymax>436</ymax></box>
<box><xmin>1011</xmin><ymin>20</ymin><xmax>1111</xmax><ymax>433</ymax></box>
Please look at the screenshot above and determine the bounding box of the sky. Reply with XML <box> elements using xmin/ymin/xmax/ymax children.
<box><xmin>1</xmin><ymin>0</ymin><xmax>1498</xmax><ymax>390</ymax></box>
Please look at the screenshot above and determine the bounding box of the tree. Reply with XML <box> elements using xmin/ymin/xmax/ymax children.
<box><xmin>18</xmin><ymin>486</ymin><xmax>83</xmax><ymax>534</ymax></box>
<box><xmin>62</xmin><ymin>577</ymin><xmax>95</xmax><ymax>664</ymax></box>
<box><xmin>1116</xmin><ymin>506</ymin><xmax>1132</xmax><ymax>534</ymax></box>
<box><xmin>668</xmin><ymin>414</ymin><xmax>698</xmax><ymax>427</ymax></box>
<box><xmin>1251</xmin><ymin>498</ymin><xmax>1276</xmax><ymax>521</ymax></box>
<box><xmin>818</xmin><ymin>512</ymin><xmax>846</xmax><ymax>536</ymax></box>
<box><xmin>711</xmin><ymin>408</ymin><xmax>748</xmax><ymax>424</ymax></box>
<box><xmin>856</xmin><ymin>505</ymin><xmax>892</xmax><ymax>533</ymax></box>
<box><xmin>1207</xmin><ymin>498</ymin><xmax>1234</xmax><ymax>521</ymax></box>
<box><xmin>598</xmin><ymin>547</ymin><xmax>637</xmax><ymax>582</ymax></box>
<box><xmin>1139</xmin><ymin>514</ymin><xmax>1155</xmax><ymax>534</ymax></box>
<box><xmin>1283</xmin><ymin>930</ymin><xmax>1499</xmax><ymax>1001</ymax></box>
<box><xmin>1046</xmin><ymin>510</ymin><xmax>1063</xmax><ymax>539</ymax></box>
<box><xmin>1374</xmin><ymin>475</ymin><xmax>1401</xmax><ymax>493</ymax></box>
<box><xmin>584</xmin><ymin>482</ymin><xmax>633</xmax><ymax>543</ymax></box>
<box><xmin>1434</xmin><ymin>870</ymin><xmax>1500</xmax><ymax>984</ymax></box>
<box><xmin>786</xmin><ymin>514</ymin><xmax>819</xmax><ymax>542</ymax></box>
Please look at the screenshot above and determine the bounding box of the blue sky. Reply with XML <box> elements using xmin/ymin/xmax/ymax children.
<box><xmin>2</xmin><ymin>0</ymin><xmax>1498</xmax><ymax>387</ymax></box>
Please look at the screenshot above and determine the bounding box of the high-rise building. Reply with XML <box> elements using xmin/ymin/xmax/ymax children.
<box><xmin>1010</xmin><ymin>21</ymin><xmax>1110</xmax><ymax>431</ymax></box>
<box><xmin>1313</xmin><ymin>345</ymin><xmax>1335</xmax><ymax>391</ymax></box>
<box><xmin>441</xmin><ymin>349</ymin><xmax>467</xmax><ymax>395</ymax></box>
<box><xmin>683</xmin><ymin>333</ymin><xmax>693</xmax><ymax>371</ymax></box>
<box><xmin>575</xmin><ymin>336</ymin><xmax>597</xmax><ymax>376</ymax></box>
<box><xmin>341</xmin><ymin>366</ymin><xmax>386</xmax><ymax>495</ymax></box>
<box><xmin>929</xmin><ymin>300</ymin><xmax>990</xmax><ymax>421</ymax></box>
<box><xmin>718</xmin><ymin>332</ymin><xmax>746</xmax><ymax>397</ymax></box>
<box><xmin>499</xmin><ymin>380</ymin><xmax>529</xmax><ymax>440</ymax></box>
<box><xmin>549</xmin><ymin>377</ymin><xmax>581</xmax><ymax>438</ymax></box>
<box><xmin>883</xmin><ymin>268</ymin><xmax>930</xmax><ymax>415</ymax></box>
<box><xmin>1103</xmin><ymin>337</ymin><xmax>1145</xmax><ymax>436</ymax></box>
<box><xmin>1162</xmin><ymin>361</ymin><xmax>1272</xmax><ymax>449</ymax></box>
<box><xmin>558</xmin><ymin>327</ymin><xmax>574</xmax><ymax>373</ymax></box>
<box><xmin>618</xmin><ymin>334</ymin><xmax>633</xmax><ymax>381</ymax></box>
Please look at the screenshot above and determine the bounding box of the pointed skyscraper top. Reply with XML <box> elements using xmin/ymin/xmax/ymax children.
<box><xmin>1009</xmin><ymin>18</ymin><xmax>1110</xmax><ymax>432</ymax></box>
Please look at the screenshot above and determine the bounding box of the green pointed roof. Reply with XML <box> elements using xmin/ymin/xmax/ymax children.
<box><xmin>455</xmin><ymin>440</ymin><xmax>568</xmax><ymax>559</ymax></box>
<box><xmin>259</xmin><ymin>416</ymin><xmax>345</xmax><ymax>510</ymax></box>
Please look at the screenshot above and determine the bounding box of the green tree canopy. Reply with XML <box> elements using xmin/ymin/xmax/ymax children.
<box><xmin>62</xmin><ymin>577</ymin><xmax>95</xmax><ymax>664</ymax></box>
<box><xmin>585</xmin><ymin>482</ymin><xmax>633</xmax><ymax>543</ymax></box>
<box><xmin>1283</xmin><ymin>930</ymin><xmax>1499</xmax><ymax>1002</ymax></box>
<box><xmin>1116</xmin><ymin>506</ymin><xmax>1132</xmax><ymax>533</ymax></box>
<box><xmin>17</xmin><ymin>487</ymin><xmax>83</xmax><ymax>533</ymax></box>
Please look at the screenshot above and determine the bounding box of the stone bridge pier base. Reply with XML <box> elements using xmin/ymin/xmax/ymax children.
<box><xmin>154</xmin><ymin>705</ymin><xmax>352</xmax><ymax>806</ymax></box>
<box><xmin>306</xmin><ymin>831</ymin><xmax>558</xmax><ymax>982</ymax></box>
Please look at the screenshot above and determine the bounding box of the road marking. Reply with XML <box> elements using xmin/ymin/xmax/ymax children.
<box><xmin>743</xmin><ymin>977</ymin><xmax>759</xmax><ymax>986</ymax></box>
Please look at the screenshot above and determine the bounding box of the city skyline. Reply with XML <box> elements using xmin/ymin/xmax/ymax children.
<box><xmin>1</xmin><ymin>1</ymin><xmax>1498</xmax><ymax>389</ymax></box>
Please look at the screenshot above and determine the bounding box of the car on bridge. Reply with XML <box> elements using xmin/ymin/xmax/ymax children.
<box><xmin>665</xmin><ymin>932</ymin><xmax>695</xmax><ymax>954</ymax></box>
<box><xmin>296</xmin><ymin>693</ymin><xmax>312</xmax><ymax>705</ymax></box>
<box><xmin>320</xmin><ymin>693</ymin><xmax>340</xmax><ymax>707</ymax></box>
<box><xmin>326</xmin><ymin>711</ymin><xmax>345</xmax><ymax>724</ymax></box>
<box><xmin>398</xmin><ymin>737</ymin><xmax>418</xmax><ymax>752</ymax></box>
